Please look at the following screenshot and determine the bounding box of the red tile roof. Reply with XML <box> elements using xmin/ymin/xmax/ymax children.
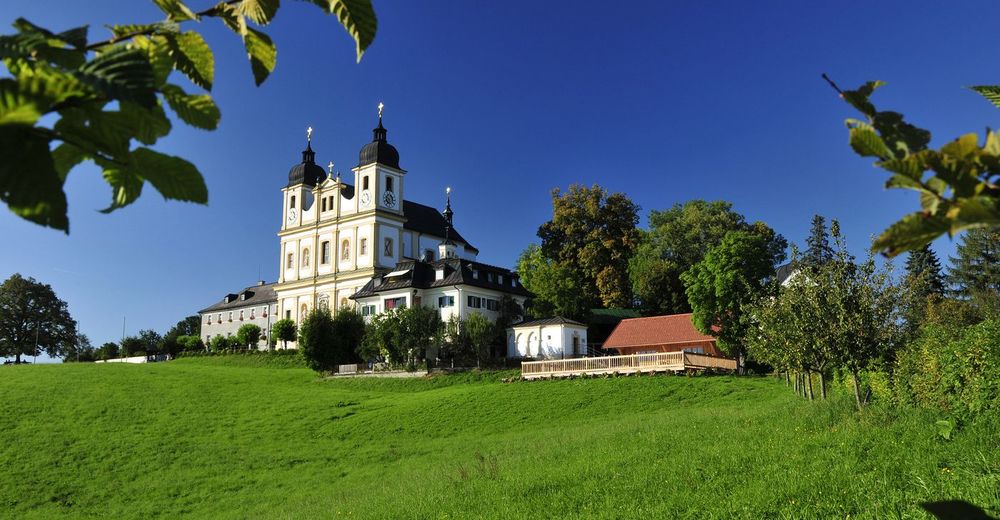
<box><xmin>602</xmin><ymin>313</ymin><xmax>715</xmax><ymax>349</ymax></box>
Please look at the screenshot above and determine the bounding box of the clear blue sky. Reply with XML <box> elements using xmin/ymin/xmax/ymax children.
<box><xmin>2</xmin><ymin>1</ymin><xmax>998</xmax><ymax>353</ymax></box>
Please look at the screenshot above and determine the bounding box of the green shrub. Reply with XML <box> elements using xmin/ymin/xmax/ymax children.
<box><xmin>893</xmin><ymin>319</ymin><xmax>1000</xmax><ymax>420</ymax></box>
<box><xmin>299</xmin><ymin>308</ymin><xmax>364</xmax><ymax>373</ymax></box>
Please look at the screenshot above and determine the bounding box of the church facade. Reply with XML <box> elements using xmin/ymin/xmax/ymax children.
<box><xmin>200</xmin><ymin>110</ymin><xmax>529</xmax><ymax>348</ymax></box>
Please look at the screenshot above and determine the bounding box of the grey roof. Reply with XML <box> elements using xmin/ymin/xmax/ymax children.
<box><xmin>513</xmin><ymin>316</ymin><xmax>586</xmax><ymax>328</ymax></box>
<box><xmin>350</xmin><ymin>258</ymin><xmax>532</xmax><ymax>299</ymax></box>
<box><xmin>199</xmin><ymin>282</ymin><xmax>277</xmax><ymax>313</ymax></box>
<box><xmin>403</xmin><ymin>200</ymin><xmax>478</xmax><ymax>253</ymax></box>
<box><xmin>775</xmin><ymin>263</ymin><xmax>796</xmax><ymax>284</ymax></box>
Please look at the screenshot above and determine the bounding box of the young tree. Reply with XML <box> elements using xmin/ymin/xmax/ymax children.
<box><xmin>462</xmin><ymin>312</ymin><xmax>496</xmax><ymax>368</ymax></box>
<box><xmin>0</xmin><ymin>273</ymin><xmax>77</xmax><ymax>363</ymax></box>
<box><xmin>271</xmin><ymin>319</ymin><xmax>297</xmax><ymax>350</ymax></box>
<box><xmin>208</xmin><ymin>334</ymin><xmax>234</xmax><ymax>352</ymax></box>
<box><xmin>0</xmin><ymin>1</ymin><xmax>378</xmax><ymax>232</ymax></box>
<box><xmin>629</xmin><ymin>200</ymin><xmax>787</xmax><ymax>315</ymax></box>
<box><xmin>137</xmin><ymin>329</ymin><xmax>163</xmax><ymax>357</ymax></box>
<box><xmin>95</xmin><ymin>341</ymin><xmax>119</xmax><ymax>360</ymax></box>
<box><xmin>299</xmin><ymin>308</ymin><xmax>365</xmax><ymax>373</ymax></box>
<box><xmin>175</xmin><ymin>335</ymin><xmax>205</xmax><ymax>352</ymax></box>
<box><xmin>120</xmin><ymin>336</ymin><xmax>145</xmax><ymax>357</ymax></box>
<box><xmin>63</xmin><ymin>333</ymin><xmax>95</xmax><ymax>362</ymax></box>
<box><xmin>682</xmin><ymin>229</ymin><xmax>786</xmax><ymax>372</ymax></box>
<box><xmin>235</xmin><ymin>323</ymin><xmax>262</xmax><ymax>350</ymax></box>
<box><xmin>537</xmin><ymin>184</ymin><xmax>640</xmax><ymax>309</ymax></box>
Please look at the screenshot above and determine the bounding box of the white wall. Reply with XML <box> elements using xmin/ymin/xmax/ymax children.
<box><xmin>508</xmin><ymin>324</ymin><xmax>587</xmax><ymax>359</ymax></box>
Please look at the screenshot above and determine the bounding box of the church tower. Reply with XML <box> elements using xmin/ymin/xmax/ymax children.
<box><xmin>353</xmin><ymin>103</ymin><xmax>408</xmax><ymax>268</ymax></box>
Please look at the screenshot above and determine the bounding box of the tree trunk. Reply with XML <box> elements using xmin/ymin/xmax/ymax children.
<box><xmin>851</xmin><ymin>370</ymin><xmax>864</xmax><ymax>411</ymax></box>
<box><xmin>793</xmin><ymin>371</ymin><xmax>799</xmax><ymax>396</ymax></box>
<box><xmin>806</xmin><ymin>371</ymin><xmax>814</xmax><ymax>401</ymax></box>
<box><xmin>784</xmin><ymin>371</ymin><xmax>790</xmax><ymax>386</ymax></box>
<box><xmin>15</xmin><ymin>353</ymin><xmax>21</xmax><ymax>364</ymax></box>
<box><xmin>819</xmin><ymin>371</ymin><xmax>827</xmax><ymax>400</ymax></box>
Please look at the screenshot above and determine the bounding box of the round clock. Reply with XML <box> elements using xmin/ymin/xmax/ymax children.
<box><xmin>383</xmin><ymin>191</ymin><xmax>396</xmax><ymax>208</ymax></box>
<box><xmin>287</xmin><ymin>208</ymin><xmax>297</xmax><ymax>222</ymax></box>
<box><xmin>360</xmin><ymin>190</ymin><xmax>371</xmax><ymax>206</ymax></box>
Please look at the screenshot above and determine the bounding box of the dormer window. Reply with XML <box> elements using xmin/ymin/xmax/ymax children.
<box><xmin>472</xmin><ymin>269</ymin><xmax>479</xmax><ymax>279</ymax></box>
<box><xmin>499</xmin><ymin>275</ymin><xmax>504</xmax><ymax>285</ymax></box>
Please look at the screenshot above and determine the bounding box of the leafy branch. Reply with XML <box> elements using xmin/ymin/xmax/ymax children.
<box><xmin>825</xmin><ymin>74</ymin><xmax>1000</xmax><ymax>256</ymax></box>
<box><xmin>0</xmin><ymin>0</ymin><xmax>378</xmax><ymax>232</ymax></box>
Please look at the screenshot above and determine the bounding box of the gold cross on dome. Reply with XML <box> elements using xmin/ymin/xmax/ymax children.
<box><xmin>377</xmin><ymin>102</ymin><xmax>384</xmax><ymax>120</ymax></box>
<box><xmin>307</xmin><ymin>126</ymin><xmax>313</xmax><ymax>142</ymax></box>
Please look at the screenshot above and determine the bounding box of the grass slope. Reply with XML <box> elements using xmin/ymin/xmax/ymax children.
<box><xmin>0</xmin><ymin>359</ymin><xmax>996</xmax><ymax>519</ymax></box>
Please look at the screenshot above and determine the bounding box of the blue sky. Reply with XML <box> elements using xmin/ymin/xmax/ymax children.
<box><xmin>2</xmin><ymin>1</ymin><xmax>998</xmax><ymax>353</ymax></box>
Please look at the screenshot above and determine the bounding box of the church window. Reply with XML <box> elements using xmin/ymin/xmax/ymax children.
<box><xmin>321</xmin><ymin>241</ymin><xmax>331</xmax><ymax>264</ymax></box>
<box><xmin>302</xmin><ymin>248</ymin><xmax>310</xmax><ymax>268</ymax></box>
<box><xmin>360</xmin><ymin>238</ymin><xmax>368</xmax><ymax>255</ymax></box>
<box><xmin>438</xmin><ymin>296</ymin><xmax>454</xmax><ymax>308</ymax></box>
<box><xmin>286</xmin><ymin>253</ymin><xmax>294</xmax><ymax>269</ymax></box>
<box><xmin>290</xmin><ymin>195</ymin><xmax>296</xmax><ymax>209</ymax></box>
<box><xmin>341</xmin><ymin>240</ymin><xmax>351</xmax><ymax>261</ymax></box>
<box><xmin>363</xmin><ymin>176</ymin><xmax>369</xmax><ymax>190</ymax></box>
<box><xmin>384</xmin><ymin>237</ymin><xmax>393</xmax><ymax>257</ymax></box>
<box><xmin>386</xmin><ymin>176</ymin><xmax>394</xmax><ymax>193</ymax></box>
<box><xmin>321</xmin><ymin>198</ymin><xmax>327</xmax><ymax>212</ymax></box>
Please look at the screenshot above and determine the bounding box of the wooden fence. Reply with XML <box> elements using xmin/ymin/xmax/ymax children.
<box><xmin>520</xmin><ymin>351</ymin><xmax>736</xmax><ymax>379</ymax></box>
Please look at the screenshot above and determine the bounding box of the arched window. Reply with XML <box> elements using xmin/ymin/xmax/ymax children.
<box><xmin>286</xmin><ymin>253</ymin><xmax>293</xmax><ymax>269</ymax></box>
<box><xmin>360</xmin><ymin>238</ymin><xmax>368</xmax><ymax>255</ymax></box>
<box><xmin>341</xmin><ymin>240</ymin><xmax>350</xmax><ymax>261</ymax></box>
<box><xmin>239</xmin><ymin>310</ymin><xmax>244</xmax><ymax>321</ymax></box>
<box><xmin>290</xmin><ymin>195</ymin><xmax>296</xmax><ymax>209</ymax></box>
<box><xmin>302</xmin><ymin>248</ymin><xmax>310</xmax><ymax>267</ymax></box>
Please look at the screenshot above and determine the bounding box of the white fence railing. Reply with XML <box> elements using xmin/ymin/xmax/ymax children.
<box><xmin>520</xmin><ymin>351</ymin><xmax>735</xmax><ymax>378</ymax></box>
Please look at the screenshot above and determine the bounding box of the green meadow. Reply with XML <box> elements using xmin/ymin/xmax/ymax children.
<box><xmin>0</xmin><ymin>357</ymin><xmax>996</xmax><ymax>519</ymax></box>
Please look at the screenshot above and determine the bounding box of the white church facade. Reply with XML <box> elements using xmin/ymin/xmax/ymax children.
<box><xmin>199</xmin><ymin>109</ymin><xmax>531</xmax><ymax>348</ymax></box>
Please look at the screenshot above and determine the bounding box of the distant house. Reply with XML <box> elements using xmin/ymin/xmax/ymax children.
<box><xmin>602</xmin><ymin>313</ymin><xmax>722</xmax><ymax>356</ymax></box>
<box><xmin>507</xmin><ymin>317</ymin><xmax>588</xmax><ymax>359</ymax></box>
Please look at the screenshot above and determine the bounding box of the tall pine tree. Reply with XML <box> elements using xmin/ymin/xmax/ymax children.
<box><xmin>802</xmin><ymin>215</ymin><xmax>834</xmax><ymax>267</ymax></box>
<box><xmin>947</xmin><ymin>228</ymin><xmax>1000</xmax><ymax>320</ymax></box>
<box><xmin>905</xmin><ymin>244</ymin><xmax>946</xmax><ymax>298</ymax></box>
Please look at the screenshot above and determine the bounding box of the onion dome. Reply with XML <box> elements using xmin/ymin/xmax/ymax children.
<box><xmin>287</xmin><ymin>139</ymin><xmax>326</xmax><ymax>187</ymax></box>
<box><xmin>358</xmin><ymin>118</ymin><xmax>400</xmax><ymax>169</ymax></box>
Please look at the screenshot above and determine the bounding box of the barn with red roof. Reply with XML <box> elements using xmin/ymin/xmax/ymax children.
<box><xmin>602</xmin><ymin>313</ymin><xmax>723</xmax><ymax>357</ymax></box>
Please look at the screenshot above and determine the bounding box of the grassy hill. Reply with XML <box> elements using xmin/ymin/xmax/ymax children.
<box><xmin>0</xmin><ymin>358</ymin><xmax>996</xmax><ymax>519</ymax></box>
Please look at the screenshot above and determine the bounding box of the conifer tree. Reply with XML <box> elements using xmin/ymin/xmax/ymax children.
<box><xmin>947</xmin><ymin>228</ymin><xmax>1000</xmax><ymax>297</ymax></box>
<box><xmin>802</xmin><ymin>215</ymin><xmax>834</xmax><ymax>267</ymax></box>
<box><xmin>905</xmin><ymin>244</ymin><xmax>946</xmax><ymax>298</ymax></box>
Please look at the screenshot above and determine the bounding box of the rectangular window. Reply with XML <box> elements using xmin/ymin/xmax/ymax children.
<box><xmin>498</xmin><ymin>275</ymin><xmax>504</xmax><ymax>285</ymax></box>
<box><xmin>467</xmin><ymin>296</ymin><xmax>482</xmax><ymax>309</ymax></box>
<box><xmin>384</xmin><ymin>237</ymin><xmax>393</xmax><ymax>257</ymax></box>
<box><xmin>321</xmin><ymin>241</ymin><xmax>331</xmax><ymax>264</ymax></box>
<box><xmin>363</xmin><ymin>176</ymin><xmax>369</xmax><ymax>190</ymax></box>
<box><xmin>285</xmin><ymin>310</ymin><xmax>291</xmax><ymax>320</ymax></box>
<box><xmin>321</xmin><ymin>198</ymin><xmax>327</xmax><ymax>212</ymax></box>
<box><xmin>228</xmin><ymin>312</ymin><xmax>233</xmax><ymax>322</ymax></box>
<box><xmin>384</xmin><ymin>297</ymin><xmax>406</xmax><ymax>310</ymax></box>
<box><xmin>361</xmin><ymin>304</ymin><xmax>377</xmax><ymax>316</ymax></box>
<box><xmin>472</xmin><ymin>270</ymin><xmax>479</xmax><ymax>279</ymax></box>
<box><xmin>438</xmin><ymin>296</ymin><xmax>455</xmax><ymax>308</ymax></box>
<box><xmin>486</xmin><ymin>299</ymin><xmax>499</xmax><ymax>311</ymax></box>
<box><xmin>386</xmin><ymin>176</ymin><xmax>394</xmax><ymax>192</ymax></box>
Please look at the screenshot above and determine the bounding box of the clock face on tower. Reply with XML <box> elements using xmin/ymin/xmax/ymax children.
<box><xmin>360</xmin><ymin>190</ymin><xmax>371</xmax><ymax>206</ymax></box>
<box><xmin>383</xmin><ymin>191</ymin><xmax>396</xmax><ymax>208</ymax></box>
<box><xmin>287</xmin><ymin>208</ymin><xmax>297</xmax><ymax>222</ymax></box>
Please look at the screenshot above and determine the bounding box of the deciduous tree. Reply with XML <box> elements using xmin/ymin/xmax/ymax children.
<box><xmin>537</xmin><ymin>184</ymin><xmax>640</xmax><ymax>309</ymax></box>
<box><xmin>517</xmin><ymin>244</ymin><xmax>589</xmax><ymax>320</ymax></box>
<box><xmin>299</xmin><ymin>308</ymin><xmax>364</xmax><ymax>372</ymax></box>
<box><xmin>271</xmin><ymin>319</ymin><xmax>296</xmax><ymax>350</ymax></box>
<box><xmin>1</xmin><ymin>0</ymin><xmax>378</xmax><ymax>232</ymax></box>
<box><xmin>235</xmin><ymin>323</ymin><xmax>261</xmax><ymax>350</ymax></box>
<box><xmin>0</xmin><ymin>273</ymin><xmax>77</xmax><ymax>362</ymax></box>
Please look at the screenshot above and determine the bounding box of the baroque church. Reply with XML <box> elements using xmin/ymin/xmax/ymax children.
<box><xmin>199</xmin><ymin>108</ymin><xmax>530</xmax><ymax>349</ymax></box>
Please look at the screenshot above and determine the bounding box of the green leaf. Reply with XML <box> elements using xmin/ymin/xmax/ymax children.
<box><xmin>873</xmin><ymin>212</ymin><xmax>951</xmax><ymax>257</ymax></box>
<box><xmin>0</xmin><ymin>32</ymin><xmax>48</xmax><ymax>59</ymax></box>
<box><xmin>131</xmin><ymin>147</ymin><xmax>208</xmax><ymax>204</ymax></box>
<box><xmin>96</xmin><ymin>156</ymin><xmax>144</xmax><ymax>213</ymax></box>
<box><xmin>0</xmin><ymin>125</ymin><xmax>69</xmax><ymax>231</ymax></box>
<box><xmin>841</xmin><ymin>80</ymin><xmax>885</xmax><ymax>117</ymax></box>
<box><xmin>75</xmin><ymin>45</ymin><xmax>157</xmax><ymax>107</ymax></box>
<box><xmin>164</xmin><ymin>32</ymin><xmax>215</xmax><ymax>90</ymax></box>
<box><xmin>54</xmin><ymin>25</ymin><xmax>89</xmax><ymax>50</ymax></box>
<box><xmin>117</xmin><ymin>101</ymin><xmax>173</xmax><ymax>145</ymax></box>
<box><xmin>161</xmin><ymin>84</ymin><xmax>220</xmax><ymax>130</ymax></box>
<box><xmin>307</xmin><ymin>0</ymin><xmax>377</xmax><ymax>62</ymax></box>
<box><xmin>0</xmin><ymin>79</ymin><xmax>43</xmax><ymax>125</ymax></box>
<box><xmin>243</xmin><ymin>27</ymin><xmax>276</xmax><ymax>86</ymax></box>
<box><xmin>954</xmin><ymin>196</ymin><xmax>1000</xmax><ymax>228</ymax></box>
<box><xmin>969</xmin><ymin>85</ymin><xmax>1000</xmax><ymax>109</ymax></box>
<box><xmin>240</xmin><ymin>0</ymin><xmax>280</xmax><ymax>25</ymax></box>
<box><xmin>849</xmin><ymin>122</ymin><xmax>893</xmax><ymax>159</ymax></box>
<box><xmin>153</xmin><ymin>0</ymin><xmax>199</xmax><ymax>22</ymax></box>
<box><xmin>881</xmin><ymin>155</ymin><xmax>924</xmax><ymax>180</ymax></box>
<box><xmin>211</xmin><ymin>2</ymin><xmax>245</xmax><ymax>34</ymax></box>
<box><xmin>885</xmin><ymin>174</ymin><xmax>924</xmax><ymax>191</ymax></box>
<box><xmin>51</xmin><ymin>143</ymin><xmax>88</xmax><ymax>181</ymax></box>
<box><xmin>131</xmin><ymin>35</ymin><xmax>174</xmax><ymax>86</ymax></box>
<box><xmin>940</xmin><ymin>133</ymin><xmax>979</xmax><ymax>159</ymax></box>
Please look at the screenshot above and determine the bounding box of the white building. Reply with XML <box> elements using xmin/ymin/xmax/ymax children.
<box><xmin>507</xmin><ymin>317</ymin><xmax>588</xmax><ymax>359</ymax></box>
<box><xmin>199</xmin><ymin>109</ymin><xmax>531</xmax><ymax>348</ymax></box>
<box><xmin>198</xmin><ymin>282</ymin><xmax>278</xmax><ymax>348</ymax></box>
